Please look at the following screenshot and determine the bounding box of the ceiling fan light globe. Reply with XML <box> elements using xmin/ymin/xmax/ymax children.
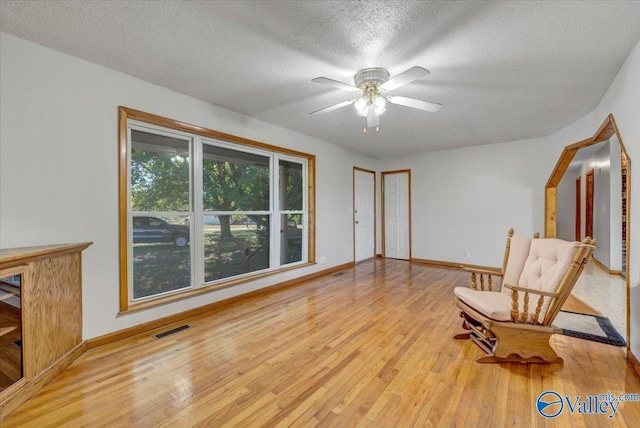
<box><xmin>354</xmin><ymin>96</ymin><xmax>369</xmax><ymax>116</ymax></box>
<box><xmin>373</xmin><ymin>96</ymin><xmax>386</xmax><ymax>116</ymax></box>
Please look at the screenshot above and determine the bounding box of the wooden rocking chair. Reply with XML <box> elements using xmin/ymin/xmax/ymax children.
<box><xmin>453</xmin><ymin>229</ymin><xmax>596</xmax><ymax>364</ymax></box>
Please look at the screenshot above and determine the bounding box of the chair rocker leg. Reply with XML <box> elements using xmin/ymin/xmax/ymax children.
<box><xmin>475</xmin><ymin>354</ymin><xmax>563</xmax><ymax>364</ymax></box>
<box><xmin>452</xmin><ymin>319</ymin><xmax>473</xmax><ymax>339</ymax></box>
<box><xmin>453</xmin><ymin>312</ymin><xmax>563</xmax><ymax>364</ymax></box>
<box><xmin>475</xmin><ymin>354</ymin><xmax>504</xmax><ymax>364</ymax></box>
<box><xmin>453</xmin><ymin>332</ymin><xmax>471</xmax><ymax>340</ymax></box>
<box><xmin>477</xmin><ymin>324</ymin><xmax>563</xmax><ymax>364</ymax></box>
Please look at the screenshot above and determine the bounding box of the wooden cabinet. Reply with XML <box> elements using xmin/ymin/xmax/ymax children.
<box><xmin>0</xmin><ymin>242</ymin><xmax>91</xmax><ymax>420</ymax></box>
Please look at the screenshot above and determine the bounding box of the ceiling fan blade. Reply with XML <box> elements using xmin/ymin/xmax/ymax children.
<box><xmin>380</xmin><ymin>66</ymin><xmax>430</xmax><ymax>91</ymax></box>
<box><xmin>312</xmin><ymin>77</ymin><xmax>360</xmax><ymax>92</ymax></box>
<box><xmin>366</xmin><ymin>108</ymin><xmax>379</xmax><ymax>128</ymax></box>
<box><xmin>309</xmin><ymin>99</ymin><xmax>355</xmax><ymax>115</ymax></box>
<box><xmin>388</xmin><ymin>95</ymin><xmax>441</xmax><ymax>112</ymax></box>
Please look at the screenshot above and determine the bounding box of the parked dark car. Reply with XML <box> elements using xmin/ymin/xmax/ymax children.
<box><xmin>133</xmin><ymin>216</ymin><xmax>190</xmax><ymax>246</ymax></box>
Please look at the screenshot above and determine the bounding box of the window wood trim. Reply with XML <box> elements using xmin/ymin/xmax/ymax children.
<box><xmin>118</xmin><ymin>106</ymin><xmax>316</xmax><ymax>313</ymax></box>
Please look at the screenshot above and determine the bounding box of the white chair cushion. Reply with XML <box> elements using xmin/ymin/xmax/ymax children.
<box><xmin>501</xmin><ymin>235</ymin><xmax>532</xmax><ymax>294</ymax></box>
<box><xmin>519</xmin><ymin>239</ymin><xmax>578</xmax><ymax>293</ymax></box>
<box><xmin>515</xmin><ymin>239</ymin><xmax>580</xmax><ymax>322</ymax></box>
<box><xmin>454</xmin><ymin>287</ymin><xmax>513</xmax><ymax>321</ymax></box>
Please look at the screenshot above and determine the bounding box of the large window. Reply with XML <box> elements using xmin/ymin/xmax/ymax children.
<box><xmin>129</xmin><ymin>129</ymin><xmax>192</xmax><ymax>299</ymax></box>
<box><xmin>119</xmin><ymin>108</ymin><xmax>315</xmax><ymax>311</ymax></box>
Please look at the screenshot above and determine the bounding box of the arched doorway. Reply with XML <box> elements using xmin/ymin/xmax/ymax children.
<box><xmin>545</xmin><ymin>114</ymin><xmax>631</xmax><ymax>350</ymax></box>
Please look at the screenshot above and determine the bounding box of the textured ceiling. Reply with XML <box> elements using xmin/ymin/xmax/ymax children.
<box><xmin>2</xmin><ymin>1</ymin><xmax>640</xmax><ymax>158</ymax></box>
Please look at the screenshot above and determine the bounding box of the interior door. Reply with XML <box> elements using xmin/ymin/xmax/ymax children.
<box><xmin>383</xmin><ymin>171</ymin><xmax>410</xmax><ymax>260</ymax></box>
<box><xmin>354</xmin><ymin>168</ymin><xmax>375</xmax><ymax>262</ymax></box>
<box><xmin>586</xmin><ymin>169</ymin><xmax>594</xmax><ymax>238</ymax></box>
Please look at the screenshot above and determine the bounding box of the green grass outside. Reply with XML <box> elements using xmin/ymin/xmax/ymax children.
<box><xmin>133</xmin><ymin>228</ymin><xmax>274</xmax><ymax>299</ymax></box>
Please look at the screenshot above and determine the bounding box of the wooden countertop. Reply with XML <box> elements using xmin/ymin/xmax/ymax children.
<box><xmin>0</xmin><ymin>242</ymin><xmax>93</xmax><ymax>269</ymax></box>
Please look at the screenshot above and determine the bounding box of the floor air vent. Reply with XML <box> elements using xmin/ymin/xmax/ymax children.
<box><xmin>153</xmin><ymin>324</ymin><xmax>191</xmax><ymax>339</ymax></box>
<box><xmin>333</xmin><ymin>272</ymin><xmax>345</xmax><ymax>277</ymax></box>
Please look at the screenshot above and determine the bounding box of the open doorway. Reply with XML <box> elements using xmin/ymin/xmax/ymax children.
<box><xmin>545</xmin><ymin>114</ymin><xmax>631</xmax><ymax>351</ymax></box>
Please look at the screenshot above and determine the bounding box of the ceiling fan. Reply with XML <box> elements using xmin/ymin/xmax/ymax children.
<box><xmin>310</xmin><ymin>66</ymin><xmax>441</xmax><ymax>132</ymax></box>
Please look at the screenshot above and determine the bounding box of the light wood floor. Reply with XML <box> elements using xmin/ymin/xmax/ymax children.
<box><xmin>4</xmin><ymin>260</ymin><xmax>640</xmax><ymax>427</ymax></box>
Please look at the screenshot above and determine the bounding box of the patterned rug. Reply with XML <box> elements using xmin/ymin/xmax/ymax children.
<box><xmin>554</xmin><ymin>310</ymin><xmax>626</xmax><ymax>346</ymax></box>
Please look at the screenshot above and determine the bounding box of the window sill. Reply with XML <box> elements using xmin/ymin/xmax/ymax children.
<box><xmin>119</xmin><ymin>261</ymin><xmax>315</xmax><ymax>314</ymax></box>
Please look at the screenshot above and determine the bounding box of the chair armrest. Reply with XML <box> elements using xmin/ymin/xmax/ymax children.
<box><xmin>461</xmin><ymin>266</ymin><xmax>502</xmax><ymax>291</ymax></box>
<box><xmin>460</xmin><ymin>266</ymin><xmax>503</xmax><ymax>277</ymax></box>
<box><xmin>503</xmin><ymin>284</ymin><xmax>560</xmax><ymax>298</ymax></box>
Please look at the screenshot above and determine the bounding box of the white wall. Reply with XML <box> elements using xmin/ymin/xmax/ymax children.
<box><xmin>380</xmin><ymin>136</ymin><xmax>553</xmax><ymax>267</ymax></box>
<box><xmin>0</xmin><ymin>33</ymin><xmax>377</xmax><ymax>338</ymax></box>
<box><xmin>556</xmin><ymin>167</ymin><xmax>578</xmax><ymax>241</ymax></box>
<box><xmin>582</xmin><ymin>143</ymin><xmax>612</xmax><ymax>266</ymax></box>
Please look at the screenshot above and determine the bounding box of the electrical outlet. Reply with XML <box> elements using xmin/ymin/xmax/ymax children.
<box><xmin>465</xmin><ymin>250</ymin><xmax>471</xmax><ymax>258</ymax></box>
<box><xmin>319</xmin><ymin>256</ymin><xmax>327</xmax><ymax>264</ymax></box>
